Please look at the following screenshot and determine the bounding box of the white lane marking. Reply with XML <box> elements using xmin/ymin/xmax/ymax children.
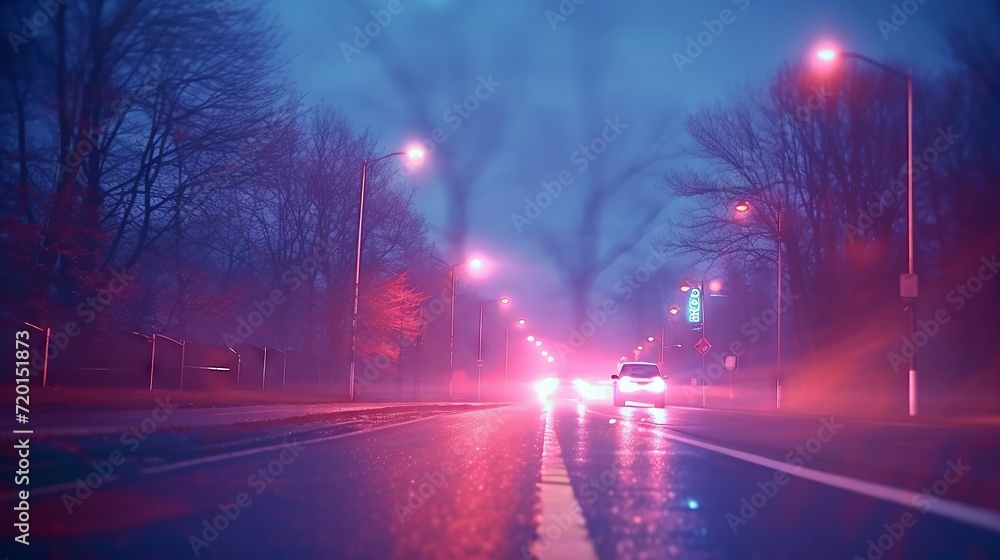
<box><xmin>140</xmin><ymin>413</ymin><xmax>453</xmax><ymax>474</ymax></box>
<box><xmin>23</xmin><ymin>404</ymin><xmax>477</xmax><ymax>437</ymax></box>
<box><xmin>586</xmin><ymin>409</ymin><xmax>1000</xmax><ymax>535</ymax></box>
<box><xmin>530</xmin><ymin>410</ymin><xmax>598</xmax><ymax>560</ymax></box>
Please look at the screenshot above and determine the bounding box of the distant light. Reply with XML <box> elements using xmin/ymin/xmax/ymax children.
<box><xmin>541</xmin><ymin>350</ymin><xmax>548</xmax><ymax>357</ymax></box>
<box><xmin>636</xmin><ymin>345</ymin><xmax>644</xmax><ymax>351</ymax></box>
<box><xmin>708</xmin><ymin>279</ymin><xmax>723</xmax><ymax>292</ymax></box>
<box><xmin>547</xmin><ymin>356</ymin><xmax>554</xmax><ymax>362</ymax></box>
<box><xmin>518</xmin><ymin>319</ymin><xmax>526</xmax><ymax>325</ymax></box>
<box><xmin>817</xmin><ymin>48</ymin><xmax>837</xmax><ymax>61</ymax></box>
<box><xmin>535</xmin><ymin>340</ymin><xmax>542</xmax><ymax>346</ymax></box>
<box><xmin>668</xmin><ymin>306</ymin><xmax>680</xmax><ymax>315</ymax></box>
<box><xmin>500</xmin><ymin>297</ymin><xmax>510</xmax><ymax>305</ymax></box>
<box><xmin>679</xmin><ymin>285</ymin><xmax>691</xmax><ymax>292</ymax></box>
<box><xmin>647</xmin><ymin>336</ymin><xmax>655</xmax><ymax>342</ymax></box>
<box><xmin>687</xmin><ymin>499</ymin><xmax>699</xmax><ymax>510</ymax></box>
<box><xmin>734</xmin><ymin>201</ymin><xmax>750</xmax><ymax>213</ymax></box>
<box><xmin>469</xmin><ymin>258</ymin><xmax>483</xmax><ymax>268</ymax></box>
<box><xmin>527</xmin><ymin>335</ymin><xmax>535</xmax><ymax>342</ymax></box>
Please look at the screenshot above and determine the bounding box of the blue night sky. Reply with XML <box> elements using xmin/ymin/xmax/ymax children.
<box><xmin>269</xmin><ymin>0</ymin><xmax>987</xmax><ymax>357</ymax></box>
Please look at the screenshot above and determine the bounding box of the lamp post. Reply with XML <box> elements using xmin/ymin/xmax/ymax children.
<box><xmin>477</xmin><ymin>296</ymin><xmax>510</xmax><ymax>401</ymax></box>
<box><xmin>648</xmin><ymin>335</ymin><xmax>662</xmax><ymax>368</ymax></box>
<box><xmin>504</xmin><ymin>318</ymin><xmax>526</xmax><ymax>402</ymax></box>
<box><xmin>445</xmin><ymin>258</ymin><xmax>482</xmax><ymax>400</ymax></box>
<box><xmin>679</xmin><ymin>277</ymin><xmax>706</xmax><ymax>380</ymax></box>
<box><xmin>647</xmin><ymin>332</ymin><xmax>682</xmax><ymax>372</ymax></box>
<box><xmin>349</xmin><ymin>147</ymin><xmax>424</xmax><ymax>402</ymax></box>
<box><xmin>735</xmin><ymin>200</ymin><xmax>783</xmax><ymax>410</ymax></box>
<box><xmin>818</xmin><ymin>48</ymin><xmax>917</xmax><ymax>416</ymax></box>
<box><xmin>664</xmin><ymin>305</ymin><xmax>682</xmax><ymax>376</ymax></box>
<box><xmin>680</xmin><ymin>278</ymin><xmax>721</xmax><ymax>406</ymax></box>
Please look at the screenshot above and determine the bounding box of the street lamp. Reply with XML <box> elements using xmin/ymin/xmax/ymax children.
<box><xmin>503</xmin><ymin>318</ymin><xmax>527</xmax><ymax>401</ymax></box>
<box><xmin>817</xmin><ymin>48</ymin><xmax>917</xmax><ymax>416</ymax></box>
<box><xmin>349</xmin><ymin>146</ymin><xmax>425</xmax><ymax>402</ymax></box>
<box><xmin>445</xmin><ymin>257</ymin><xmax>482</xmax><ymax>400</ymax></box>
<box><xmin>735</xmin><ymin>200</ymin><xmax>783</xmax><ymax>410</ymax></box>
<box><xmin>477</xmin><ymin>296</ymin><xmax>510</xmax><ymax>401</ymax></box>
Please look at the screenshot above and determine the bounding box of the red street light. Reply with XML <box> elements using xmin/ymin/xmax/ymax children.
<box><xmin>478</xmin><ymin>296</ymin><xmax>511</xmax><ymax>401</ymax></box>
<box><xmin>733</xmin><ymin>197</ymin><xmax>784</xmax><ymax>410</ymax></box>
<box><xmin>349</xmin><ymin>146</ymin><xmax>426</xmax><ymax>402</ymax></box>
<box><xmin>816</xmin><ymin>45</ymin><xmax>918</xmax><ymax>416</ymax></box>
<box><xmin>668</xmin><ymin>306</ymin><xmax>680</xmax><ymax>315</ymax></box>
<box><xmin>446</xmin><ymin>256</ymin><xmax>485</xmax><ymax>400</ymax></box>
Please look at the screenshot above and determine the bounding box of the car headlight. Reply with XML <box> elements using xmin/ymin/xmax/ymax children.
<box><xmin>619</xmin><ymin>376</ymin><xmax>639</xmax><ymax>393</ymax></box>
<box><xmin>649</xmin><ymin>376</ymin><xmax>666</xmax><ymax>392</ymax></box>
<box><xmin>535</xmin><ymin>378</ymin><xmax>558</xmax><ymax>399</ymax></box>
<box><xmin>572</xmin><ymin>378</ymin><xmax>590</xmax><ymax>396</ymax></box>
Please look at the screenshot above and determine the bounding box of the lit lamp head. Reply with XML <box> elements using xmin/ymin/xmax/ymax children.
<box><xmin>406</xmin><ymin>146</ymin><xmax>425</xmax><ymax>162</ymax></box>
<box><xmin>816</xmin><ymin>48</ymin><xmax>837</xmax><ymax>62</ymax></box>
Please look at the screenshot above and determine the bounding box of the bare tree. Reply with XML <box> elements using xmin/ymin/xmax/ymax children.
<box><xmin>660</xmin><ymin>63</ymin><xmax>908</xmax><ymax>360</ymax></box>
<box><xmin>0</xmin><ymin>0</ymin><xmax>295</xmax><ymax>326</ymax></box>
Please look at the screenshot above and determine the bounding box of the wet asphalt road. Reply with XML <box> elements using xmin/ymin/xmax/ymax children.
<box><xmin>5</xmin><ymin>402</ymin><xmax>1000</xmax><ymax>559</ymax></box>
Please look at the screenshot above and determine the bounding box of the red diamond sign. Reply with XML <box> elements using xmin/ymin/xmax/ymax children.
<box><xmin>694</xmin><ymin>337</ymin><xmax>712</xmax><ymax>356</ymax></box>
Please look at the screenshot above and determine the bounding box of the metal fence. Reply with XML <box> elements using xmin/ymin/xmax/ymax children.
<box><xmin>0</xmin><ymin>319</ymin><xmax>346</xmax><ymax>394</ymax></box>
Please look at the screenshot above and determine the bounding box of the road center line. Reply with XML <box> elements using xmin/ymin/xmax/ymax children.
<box><xmin>586</xmin><ymin>409</ymin><xmax>1000</xmax><ymax>534</ymax></box>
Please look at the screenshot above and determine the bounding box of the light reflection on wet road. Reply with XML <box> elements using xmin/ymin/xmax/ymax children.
<box><xmin>6</xmin><ymin>402</ymin><xmax>1000</xmax><ymax>559</ymax></box>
